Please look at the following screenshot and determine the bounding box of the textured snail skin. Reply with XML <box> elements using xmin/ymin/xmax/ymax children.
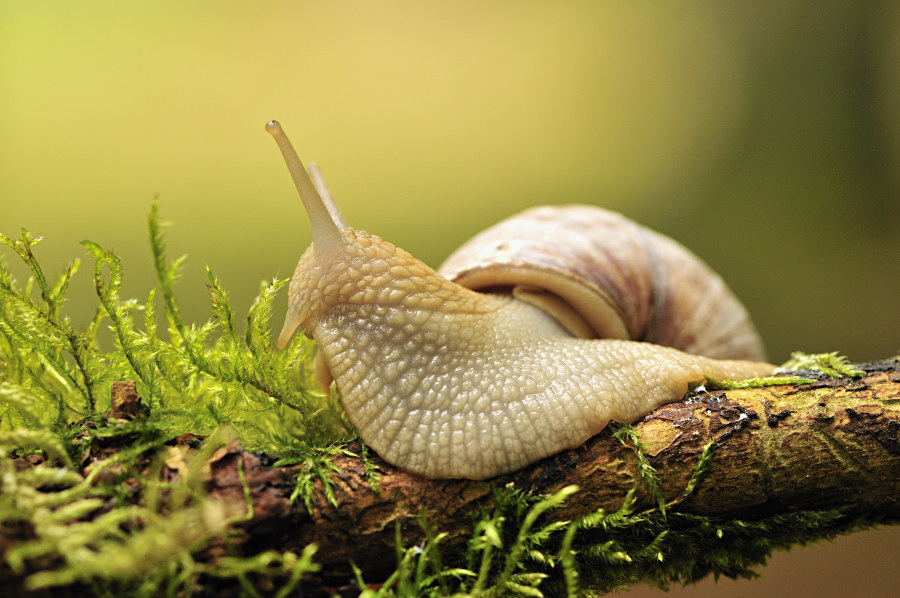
<box><xmin>267</xmin><ymin>120</ymin><xmax>775</xmax><ymax>480</ymax></box>
<box><xmin>280</xmin><ymin>228</ymin><xmax>775</xmax><ymax>480</ymax></box>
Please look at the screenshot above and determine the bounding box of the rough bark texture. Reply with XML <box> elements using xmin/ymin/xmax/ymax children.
<box><xmin>207</xmin><ymin>360</ymin><xmax>900</xmax><ymax>592</ymax></box>
<box><xmin>4</xmin><ymin>360</ymin><xmax>900</xmax><ymax>595</ymax></box>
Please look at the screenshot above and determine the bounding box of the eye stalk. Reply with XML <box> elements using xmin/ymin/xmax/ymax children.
<box><xmin>266</xmin><ymin>120</ymin><xmax>344</xmax><ymax>256</ymax></box>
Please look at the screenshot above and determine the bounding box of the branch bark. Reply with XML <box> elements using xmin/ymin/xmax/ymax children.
<box><xmin>204</xmin><ymin>359</ymin><xmax>900</xmax><ymax>591</ymax></box>
<box><xmin>5</xmin><ymin>360</ymin><xmax>899</xmax><ymax>595</ymax></box>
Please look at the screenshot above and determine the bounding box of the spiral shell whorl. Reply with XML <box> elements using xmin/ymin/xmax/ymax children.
<box><xmin>437</xmin><ymin>205</ymin><xmax>766</xmax><ymax>362</ymax></box>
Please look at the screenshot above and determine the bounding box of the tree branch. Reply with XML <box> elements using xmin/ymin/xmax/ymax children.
<box><xmin>4</xmin><ymin>360</ymin><xmax>898</xmax><ymax>595</ymax></box>
<box><xmin>202</xmin><ymin>359</ymin><xmax>900</xmax><ymax>592</ymax></box>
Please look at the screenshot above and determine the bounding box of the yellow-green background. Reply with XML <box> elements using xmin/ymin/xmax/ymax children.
<box><xmin>1</xmin><ymin>2</ymin><xmax>898</xmax><ymax>596</ymax></box>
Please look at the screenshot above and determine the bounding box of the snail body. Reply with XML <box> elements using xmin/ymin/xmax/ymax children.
<box><xmin>267</xmin><ymin>121</ymin><xmax>775</xmax><ymax>480</ymax></box>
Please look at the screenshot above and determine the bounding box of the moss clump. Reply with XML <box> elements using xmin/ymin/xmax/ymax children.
<box><xmin>345</xmin><ymin>446</ymin><xmax>870</xmax><ymax>597</ymax></box>
<box><xmin>1</xmin><ymin>204</ymin><xmax>345</xmax><ymax>593</ymax></box>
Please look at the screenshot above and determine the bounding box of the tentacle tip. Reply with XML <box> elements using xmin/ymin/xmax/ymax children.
<box><xmin>265</xmin><ymin>120</ymin><xmax>282</xmax><ymax>136</ymax></box>
<box><xmin>275</xmin><ymin>330</ymin><xmax>292</xmax><ymax>350</ymax></box>
<box><xmin>277</xmin><ymin>316</ymin><xmax>301</xmax><ymax>350</ymax></box>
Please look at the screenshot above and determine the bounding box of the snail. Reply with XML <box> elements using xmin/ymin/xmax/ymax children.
<box><xmin>266</xmin><ymin>120</ymin><xmax>776</xmax><ymax>480</ymax></box>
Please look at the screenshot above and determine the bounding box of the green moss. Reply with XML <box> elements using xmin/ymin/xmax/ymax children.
<box><xmin>349</xmin><ymin>478</ymin><xmax>881</xmax><ymax>597</ymax></box>
<box><xmin>704</xmin><ymin>351</ymin><xmax>866</xmax><ymax>391</ymax></box>
<box><xmin>778</xmin><ymin>351</ymin><xmax>866</xmax><ymax>378</ymax></box>
<box><xmin>612</xmin><ymin>423</ymin><xmax>666</xmax><ymax>515</ymax></box>
<box><xmin>0</xmin><ymin>205</ymin><xmax>345</xmax><ymax>593</ymax></box>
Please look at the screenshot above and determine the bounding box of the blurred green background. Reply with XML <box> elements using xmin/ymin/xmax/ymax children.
<box><xmin>1</xmin><ymin>2</ymin><xmax>898</xmax><ymax>596</ymax></box>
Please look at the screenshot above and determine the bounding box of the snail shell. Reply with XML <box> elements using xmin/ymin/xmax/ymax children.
<box><xmin>438</xmin><ymin>205</ymin><xmax>767</xmax><ymax>362</ymax></box>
